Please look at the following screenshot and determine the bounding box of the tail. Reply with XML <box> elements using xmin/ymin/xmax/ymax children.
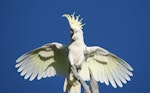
<box><xmin>63</xmin><ymin>72</ymin><xmax>81</xmax><ymax>93</ymax></box>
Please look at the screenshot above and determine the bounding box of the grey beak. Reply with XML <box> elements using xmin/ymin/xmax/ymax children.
<box><xmin>70</xmin><ymin>29</ymin><xmax>74</xmax><ymax>37</ymax></box>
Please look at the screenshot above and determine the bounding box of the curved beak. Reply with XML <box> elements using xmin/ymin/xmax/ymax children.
<box><xmin>70</xmin><ymin>29</ymin><xmax>74</xmax><ymax>37</ymax></box>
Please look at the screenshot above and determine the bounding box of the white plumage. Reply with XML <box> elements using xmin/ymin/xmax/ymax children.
<box><xmin>15</xmin><ymin>13</ymin><xmax>133</xmax><ymax>93</ymax></box>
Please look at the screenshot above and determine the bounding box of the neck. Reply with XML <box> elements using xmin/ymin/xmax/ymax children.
<box><xmin>71</xmin><ymin>34</ymin><xmax>84</xmax><ymax>43</ymax></box>
<box><xmin>70</xmin><ymin>38</ymin><xmax>85</xmax><ymax>50</ymax></box>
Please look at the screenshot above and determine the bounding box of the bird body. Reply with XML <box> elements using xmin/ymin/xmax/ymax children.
<box><xmin>68</xmin><ymin>42</ymin><xmax>85</xmax><ymax>67</ymax></box>
<box><xmin>15</xmin><ymin>13</ymin><xmax>133</xmax><ymax>93</ymax></box>
<box><xmin>68</xmin><ymin>34</ymin><xmax>86</xmax><ymax>67</ymax></box>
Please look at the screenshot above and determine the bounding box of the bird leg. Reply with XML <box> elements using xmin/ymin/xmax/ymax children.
<box><xmin>75</xmin><ymin>65</ymin><xmax>82</xmax><ymax>72</ymax></box>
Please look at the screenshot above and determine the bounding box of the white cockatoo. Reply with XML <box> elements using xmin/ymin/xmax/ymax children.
<box><xmin>15</xmin><ymin>13</ymin><xmax>133</xmax><ymax>93</ymax></box>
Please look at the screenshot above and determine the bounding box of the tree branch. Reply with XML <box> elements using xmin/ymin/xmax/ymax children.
<box><xmin>71</xmin><ymin>66</ymin><xmax>100</xmax><ymax>93</ymax></box>
<box><xmin>89</xmin><ymin>68</ymin><xmax>99</xmax><ymax>93</ymax></box>
<box><xmin>71</xmin><ymin>66</ymin><xmax>91</xmax><ymax>93</ymax></box>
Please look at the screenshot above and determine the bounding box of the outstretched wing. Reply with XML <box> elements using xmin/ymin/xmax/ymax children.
<box><xmin>79</xmin><ymin>46</ymin><xmax>133</xmax><ymax>88</ymax></box>
<box><xmin>15</xmin><ymin>42</ymin><xmax>69</xmax><ymax>81</ymax></box>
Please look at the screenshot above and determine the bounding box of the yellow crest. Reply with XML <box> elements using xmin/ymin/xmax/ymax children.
<box><xmin>63</xmin><ymin>13</ymin><xmax>85</xmax><ymax>29</ymax></box>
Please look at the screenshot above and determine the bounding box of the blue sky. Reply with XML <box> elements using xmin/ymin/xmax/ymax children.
<box><xmin>0</xmin><ymin>0</ymin><xmax>150</xmax><ymax>93</ymax></box>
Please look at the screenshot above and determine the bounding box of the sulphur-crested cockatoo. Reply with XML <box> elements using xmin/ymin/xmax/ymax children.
<box><xmin>15</xmin><ymin>13</ymin><xmax>133</xmax><ymax>93</ymax></box>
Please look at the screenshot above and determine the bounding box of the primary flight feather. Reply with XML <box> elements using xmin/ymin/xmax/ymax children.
<box><xmin>16</xmin><ymin>13</ymin><xmax>133</xmax><ymax>93</ymax></box>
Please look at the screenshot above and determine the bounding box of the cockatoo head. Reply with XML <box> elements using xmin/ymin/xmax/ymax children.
<box><xmin>63</xmin><ymin>13</ymin><xmax>85</xmax><ymax>41</ymax></box>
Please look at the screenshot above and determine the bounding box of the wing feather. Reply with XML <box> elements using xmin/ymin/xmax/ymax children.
<box><xmin>100</xmin><ymin>64</ymin><xmax>105</xmax><ymax>83</ymax></box>
<box><xmin>106</xmin><ymin>58</ymin><xmax>118</xmax><ymax>88</ymax></box>
<box><xmin>30</xmin><ymin>67</ymin><xmax>39</xmax><ymax>81</ymax></box>
<box><xmin>16</xmin><ymin>42</ymin><xmax>69</xmax><ymax>81</ymax></box>
<box><xmin>98</xmin><ymin>63</ymin><xmax>104</xmax><ymax>83</ymax></box>
<box><xmin>103</xmin><ymin>65</ymin><xmax>109</xmax><ymax>86</ymax></box>
<box><xmin>110</xmin><ymin>58</ymin><xmax>123</xmax><ymax>87</ymax></box>
<box><xmin>79</xmin><ymin>46</ymin><xmax>133</xmax><ymax>88</ymax></box>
